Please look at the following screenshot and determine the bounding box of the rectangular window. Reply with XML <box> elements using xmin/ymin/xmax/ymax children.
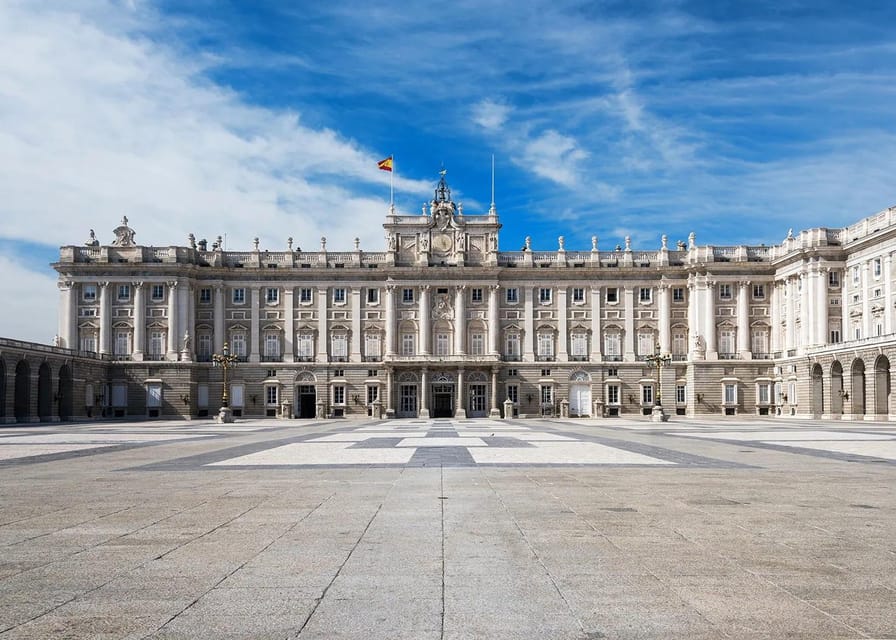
<box><xmin>149</xmin><ymin>331</ymin><xmax>164</xmax><ymax>357</ymax></box>
<box><xmin>470</xmin><ymin>333</ymin><xmax>484</xmax><ymax>355</ymax></box>
<box><xmin>752</xmin><ymin>284</ymin><xmax>765</xmax><ymax>299</ymax></box>
<box><xmin>873</xmin><ymin>257</ymin><xmax>882</xmax><ymax>278</ymax></box>
<box><xmin>401</xmin><ymin>333</ymin><xmax>415</xmax><ymax>356</ymax></box>
<box><xmin>117</xmin><ymin>284</ymin><xmax>130</xmax><ymax>301</ymax></box>
<box><xmin>676</xmin><ymin>384</ymin><xmax>686</xmax><ymax>404</ymax></box>
<box><xmin>333</xmin><ymin>288</ymin><xmax>346</xmax><ymax>304</ymax></box>
<box><xmin>639</xmin><ymin>287</ymin><xmax>652</xmax><ymax>303</ymax></box>
<box><xmin>331</xmin><ymin>334</ymin><xmax>348</xmax><ymax>357</ymax></box>
<box><xmin>333</xmin><ymin>385</ymin><xmax>345</xmax><ymax>405</ymax></box>
<box><xmin>540</xmin><ymin>385</ymin><xmax>553</xmax><ymax>405</ymax></box>
<box><xmin>266</xmin><ymin>386</ymin><xmax>278</xmax><ymax>405</ymax></box>
<box><xmin>672</xmin><ymin>332</ymin><xmax>687</xmax><ymax>356</ymax></box>
<box><xmin>539</xmin><ymin>288</ymin><xmax>552</xmax><ymax>303</ymax></box>
<box><xmin>606</xmin><ymin>288</ymin><xmax>618</xmax><ymax>303</ymax></box>
<box><xmin>83</xmin><ymin>285</ymin><xmax>97</xmax><ymax>301</ymax></box>
<box><xmin>672</xmin><ymin>287</ymin><xmax>684</xmax><ymax>302</ymax></box>
<box><xmin>607</xmin><ymin>368</ymin><xmax>618</xmax><ymax>377</ymax></box>
<box><xmin>642</xmin><ymin>385</ymin><xmax>653</xmax><ymax>404</ymax></box>
<box><xmin>81</xmin><ymin>335</ymin><xmax>96</xmax><ymax>352</ymax></box>
<box><xmin>230</xmin><ymin>384</ymin><xmax>244</xmax><ymax>408</ymax></box>
<box><xmin>297</xmin><ymin>334</ymin><xmax>314</xmax><ymax>358</ymax></box>
<box><xmin>719</xmin><ymin>284</ymin><xmax>732</xmax><ymax>299</ymax></box>
<box><xmin>507</xmin><ymin>368</ymin><xmax>518</xmax><ymax>377</ymax></box>
<box><xmin>367</xmin><ymin>386</ymin><xmax>379</xmax><ymax>404</ymax></box>
<box><xmin>724</xmin><ymin>383</ymin><xmax>737</xmax><ymax>404</ymax></box>
<box><xmin>604</xmin><ymin>333</ymin><xmax>621</xmax><ymax>357</ymax></box>
<box><xmin>365</xmin><ymin>334</ymin><xmax>381</xmax><ymax>359</ymax></box>
<box><xmin>367</xmin><ymin>369</ymin><xmax>379</xmax><ymax>378</ymax></box>
<box><xmin>758</xmin><ymin>384</ymin><xmax>770</xmax><ymax>404</ymax></box>
<box><xmin>199</xmin><ymin>288</ymin><xmax>211</xmax><ymax>304</ymax></box>
<box><xmin>830</xmin><ymin>329</ymin><xmax>841</xmax><ymax>343</ymax></box>
<box><xmin>333</xmin><ymin>369</ymin><xmax>344</xmax><ymax>378</ymax></box>
<box><xmin>264</xmin><ymin>334</ymin><xmax>280</xmax><ymax>358</ymax></box>
<box><xmin>232</xmin><ymin>288</ymin><xmax>245</xmax><ymax>304</ymax></box>
<box><xmin>638</xmin><ymin>333</ymin><xmax>654</xmax><ymax>357</ymax></box>
<box><xmin>367</xmin><ymin>288</ymin><xmax>379</xmax><ymax>304</ymax></box>
<box><xmin>541</xmin><ymin>368</ymin><xmax>551</xmax><ymax>376</ymax></box>
<box><xmin>506</xmin><ymin>288</ymin><xmax>519</xmax><ymax>303</ymax></box>
<box><xmin>198</xmin><ymin>334</ymin><xmax>211</xmax><ymax>359</ymax></box>
<box><xmin>607</xmin><ymin>384</ymin><xmax>620</xmax><ymax>404</ymax></box>
<box><xmin>719</xmin><ymin>330</ymin><xmax>736</xmax><ymax>355</ymax></box>
<box><xmin>505</xmin><ymin>333</ymin><xmax>520</xmax><ymax>358</ymax></box>
<box><xmin>572</xmin><ymin>288</ymin><xmax>585</xmax><ymax>303</ymax></box>
<box><xmin>828</xmin><ymin>271</ymin><xmax>840</xmax><ymax>287</ymax></box>
<box><xmin>570</xmin><ymin>334</ymin><xmax>587</xmax><ymax>356</ymax></box>
<box><xmin>299</xmin><ymin>288</ymin><xmax>312</xmax><ymax>303</ymax></box>
<box><xmin>146</xmin><ymin>384</ymin><xmax>162</xmax><ymax>408</ymax></box>
<box><xmin>402</xmin><ymin>288</ymin><xmax>414</xmax><ymax>304</ymax></box>
<box><xmin>231</xmin><ymin>334</ymin><xmax>246</xmax><ymax>357</ymax></box>
<box><xmin>471</xmin><ymin>288</ymin><xmax>483</xmax><ymax>303</ymax></box>
<box><xmin>435</xmin><ymin>333</ymin><xmax>450</xmax><ymax>356</ymax></box>
<box><xmin>853</xmin><ymin>265</ymin><xmax>860</xmax><ymax>285</ymax></box>
<box><xmin>266</xmin><ymin>288</ymin><xmax>279</xmax><ymax>304</ymax></box>
<box><xmin>151</xmin><ymin>284</ymin><xmax>164</xmax><ymax>301</ymax></box>
<box><xmin>874</xmin><ymin>288</ymin><xmax>883</xmax><ymax>299</ymax></box>
<box><xmin>537</xmin><ymin>333</ymin><xmax>553</xmax><ymax>357</ymax></box>
<box><xmin>751</xmin><ymin>330</ymin><xmax>768</xmax><ymax>355</ymax></box>
<box><xmin>114</xmin><ymin>332</ymin><xmax>130</xmax><ymax>355</ymax></box>
<box><xmin>506</xmin><ymin>384</ymin><xmax>519</xmax><ymax>404</ymax></box>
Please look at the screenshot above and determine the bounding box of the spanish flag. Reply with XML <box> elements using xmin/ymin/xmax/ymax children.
<box><xmin>377</xmin><ymin>156</ymin><xmax>393</xmax><ymax>172</ymax></box>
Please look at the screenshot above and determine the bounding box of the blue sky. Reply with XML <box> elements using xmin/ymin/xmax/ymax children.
<box><xmin>1</xmin><ymin>0</ymin><xmax>895</xmax><ymax>342</ymax></box>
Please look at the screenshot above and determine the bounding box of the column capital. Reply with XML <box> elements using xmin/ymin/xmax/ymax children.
<box><xmin>57</xmin><ymin>280</ymin><xmax>74</xmax><ymax>291</ymax></box>
<box><xmin>132</xmin><ymin>281</ymin><xmax>144</xmax><ymax>289</ymax></box>
<box><xmin>420</xmin><ymin>283</ymin><xmax>431</xmax><ymax>291</ymax></box>
<box><xmin>739</xmin><ymin>280</ymin><xmax>751</xmax><ymax>289</ymax></box>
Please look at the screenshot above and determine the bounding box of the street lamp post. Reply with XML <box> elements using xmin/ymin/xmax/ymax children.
<box><xmin>644</xmin><ymin>343</ymin><xmax>672</xmax><ymax>422</ymax></box>
<box><xmin>212</xmin><ymin>342</ymin><xmax>238</xmax><ymax>423</ymax></box>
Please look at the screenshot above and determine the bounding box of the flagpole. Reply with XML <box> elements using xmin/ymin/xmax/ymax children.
<box><xmin>390</xmin><ymin>155</ymin><xmax>394</xmax><ymax>206</ymax></box>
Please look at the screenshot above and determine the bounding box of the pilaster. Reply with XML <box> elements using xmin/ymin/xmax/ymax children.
<box><xmin>132</xmin><ymin>282</ymin><xmax>145</xmax><ymax>360</ymax></box>
<box><xmin>249</xmin><ymin>287</ymin><xmax>260</xmax><ymax>363</ymax></box>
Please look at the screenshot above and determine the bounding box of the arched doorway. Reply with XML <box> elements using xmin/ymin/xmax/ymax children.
<box><xmin>467</xmin><ymin>371</ymin><xmax>488</xmax><ymax>418</ymax></box>
<box><xmin>569</xmin><ymin>371</ymin><xmax>592</xmax><ymax>417</ymax></box>
<box><xmin>830</xmin><ymin>361</ymin><xmax>844</xmax><ymax>417</ymax></box>
<box><xmin>37</xmin><ymin>363</ymin><xmax>52</xmax><ymax>422</ymax></box>
<box><xmin>58</xmin><ymin>365</ymin><xmax>74</xmax><ymax>421</ymax></box>
<box><xmin>874</xmin><ymin>355</ymin><xmax>890</xmax><ymax>417</ymax></box>
<box><xmin>0</xmin><ymin>358</ymin><xmax>6</xmax><ymax>420</ymax></box>
<box><xmin>431</xmin><ymin>372</ymin><xmax>455</xmax><ymax>418</ymax></box>
<box><xmin>14</xmin><ymin>360</ymin><xmax>31</xmax><ymax>422</ymax></box>
<box><xmin>295</xmin><ymin>372</ymin><xmax>316</xmax><ymax>419</ymax></box>
<box><xmin>810</xmin><ymin>363</ymin><xmax>824</xmax><ymax>418</ymax></box>
<box><xmin>851</xmin><ymin>359</ymin><xmax>866</xmax><ymax>417</ymax></box>
<box><xmin>396</xmin><ymin>371</ymin><xmax>419</xmax><ymax>418</ymax></box>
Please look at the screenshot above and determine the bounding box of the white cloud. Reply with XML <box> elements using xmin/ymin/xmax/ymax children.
<box><xmin>520</xmin><ymin>129</ymin><xmax>589</xmax><ymax>188</ymax></box>
<box><xmin>0</xmin><ymin>1</ymin><xmax>431</xmax><ymax>254</ymax></box>
<box><xmin>472</xmin><ymin>99</ymin><xmax>510</xmax><ymax>130</ymax></box>
<box><xmin>0</xmin><ymin>255</ymin><xmax>59</xmax><ymax>343</ymax></box>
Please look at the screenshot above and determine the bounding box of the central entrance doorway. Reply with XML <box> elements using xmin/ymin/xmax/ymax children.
<box><xmin>468</xmin><ymin>383</ymin><xmax>487</xmax><ymax>417</ymax></box>
<box><xmin>297</xmin><ymin>385</ymin><xmax>316</xmax><ymax>418</ymax></box>
<box><xmin>432</xmin><ymin>383</ymin><xmax>454</xmax><ymax>418</ymax></box>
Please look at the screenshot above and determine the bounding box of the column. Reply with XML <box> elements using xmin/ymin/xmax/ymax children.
<box><xmin>57</xmin><ymin>281</ymin><xmax>77</xmax><ymax>350</ymax></box>
<box><xmin>704</xmin><ymin>279</ymin><xmax>717</xmax><ymax>357</ymax></box>
<box><xmin>623</xmin><ymin>286</ymin><xmax>635</xmax><ymax>361</ymax></box>
<box><xmin>523</xmin><ymin>286</ymin><xmax>534</xmax><ymax>361</ymax></box>
<box><xmin>885</xmin><ymin>255</ymin><xmax>893</xmax><ymax>335</ymax></box>
<box><xmin>687</xmin><ymin>277</ymin><xmax>699</xmax><ymax>359</ymax></box>
<box><xmin>419</xmin><ymin>367</ymin><xmax>430</xmax><ymax>418</ymax></box>
<box><xmin>770</xmin><ymin>281</ymin><xmax>781</xmax><ymax>354</ymax></box>
<box><xmin>179</xmin><ymin>283</ymin><xmax>192</xmax><ymax>361</ymax></box>
<box><xmin>786</xmin><ymin>277</ymin><xmax>796</xmax><ymax>352</ymax></box>
<box><xmin>658</xmin><ymin>284</ymin><xmax>671</xmax><ymax>354</ymax></box>
<box><xmin>737</xmin><ymin>280</ymin><xmax>750</xmax><ymax>358</ymax></box>
<box><xmin>250</xmin><ymin>287</ymin><xmax>260</xmax><ymax>363</ymax></box>
<box><xmin>419</xmin><ymin>285</ymin><xmax>431</xmax><ymax>355</ymax></box>
<box><xmin>213</xmin><ymin>284</ymin><xmax>225</xmax><ymax>353</ymax></box>
<box><xmin>841</xmin><ymin>274</ymin><xmax>849</xmax><ymax>341</ymax></box>
<box><xmin>488</xmin><ymin>285</ymin><xmax>499</xmax><ymax>355</ymax></box>
<box><xmin>166</xmin><ymin>280</ymin><xmax>178</xmax><ymax>360</ymax></box>
<box><xmin>454</xmin><ymin>285</ymin><xmax>466</xmax><ymax>355</ymax></box>
<box><xmin>456</xmin><ymin>368</ymin><xmax>466</xmax><ymax>418</ymax></box>
<box><xmin>99</xmin><ymin>282</ymin><xmax>111</xmax><ymax>355</ymax></box>
<box><xmin>806</xmin><ymin>265</ymin><xmax>820</xmax><ymax>346</ymax></box>
<box><xmin>350</xmin><ymin>287</ymin><xmax>361</xmax><ymax>363</ymax></box>
<box><xmin>862</xmin><ymin>262</ymin><xmax>872</xmax><ymax>339</ymax></box>
<box><xmin>799</xmin><ymin>272</ymin><xmax>810</xmax><ymax>350</ymax></box>
<box><xmin>284</xmin><ymin>287</ymin><xmax>295</xmax><ymax>362</ymax></box>
<box><xmin>817</xmin><ymin>268</ymin><xmax>829</xmax><ymax>345</ymax></box>
<box><xmin>133</xmin><ymin>282</ymin><xmax>145</xmax><ymax>360</ymax></box>
<box><xmin>590</xmin><ymin>286</ymin><xmax>602</xmax><ymax>360</ymax></box>
<box><xmin>385</xmin><ymin>367</ymin><xmax>394</xmax><ymax>417</ymax></box>
<box><xmin>317</xmin><ymin>287</ymin><xmax>328</xmax><ymax>362</ymax></box>
<box><xmin>557</xmin><ymin>286</ymin><xmax>568</xmax><ymax>360</ymax></box>
<box><xmin>490</xmin><ymin>366</ymin><xmax>501</xmax><ymax>417</ymax></box>
<box><xmin>385</xmin><ymin>285</ymin><xmax>396</xmax><ymax>356</ymax></box>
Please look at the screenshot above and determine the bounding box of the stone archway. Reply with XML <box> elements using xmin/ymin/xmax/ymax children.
<box><xmin>58</xmin><ymin>365</ymin><xmax>74</xmax><ymax>421</ymax></box>
<box><xmin>874</xmin><ymin>355</ymin><xmax>890</xmax><ymax>417</ymax></box>
<box><xmin>14</xmin><ymin>360</ymin><xmax>31</xmax><ymax>422</ymax></box>
<box><xmin>37</xmin><ymin>363</ymin><xmax>52</xmax><ymax>422</ymax></box>
<box><xmin>851</xmin><ymin>359</ymin><xmax>866</xmax><ymax>417</ymax></box>
<box><xmin>831</xmin><ymin>361</ymin><xmax>844</xmax><ymax>417</ymax></box>
<box><xmin>810</xmin><ymin>363</ymin><xmax>824</xmax><ymax>418</ymax></box>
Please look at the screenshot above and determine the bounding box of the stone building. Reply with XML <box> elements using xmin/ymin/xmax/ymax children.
<box><xmin>17</xmin><ymin>174</ymin><xmax>893</xmax><ymax>422</ymax></box>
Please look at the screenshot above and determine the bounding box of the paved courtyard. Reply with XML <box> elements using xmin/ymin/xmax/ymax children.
<box><xmin>1</xmin><ymin>416</ymin><xmax>895</xmax><ymax>639</ymax></box>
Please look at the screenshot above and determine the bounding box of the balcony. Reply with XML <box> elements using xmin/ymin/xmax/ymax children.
<box><xmin>604</xmin><ymin>355</ymin><xmax>623</xmax><ymax>362</ymax></box>
<box><xmin>718</xmin><ymin>353</ymin><xmax>740</xmax><ymax>360</ymax></box>
<box><xmin>569</xmin><ymin>355</ymin><xmax>588</xmax><ymax>362</ymax></box>
<box><xmin>752</xmin><ymin>352</ymin><xmax>772</xmax><ymax>360</ymax></box>
<box><xmin>262</xmin><ymin>354</ymin><xmax>283</xmax><ymax>362</ymax></box>
<box><xmin>362</xmin><ymin>355</ymin><xmax>381</xmax><ymax>362</ymax></box>
<box><xmin>503</xmin><ymin>354</ymin><xmax>521</xmax><ymax>362</ymax></box>
<box><xmin>330</xmin><ymin>355</ymin><xmax>349</xmax><ymax>363</ymax></box>
<box><xmin>535</xmin><ymin>354</ymin><xmax>556</xmax><ymax>362</ymax></box>
<box><xmin>145</xmin><ymin>353</ymin><xmax>165</xmax><ymax>361</ymax></box>
<box><xmin>295</xmin><ymin>355</ymin><xmax>315</xmax><ymax>362</ymax></box>
<box><xmin>671</xmin><ymin>354</ymin><xmax>687</xmax><ymax>361</ymax></box>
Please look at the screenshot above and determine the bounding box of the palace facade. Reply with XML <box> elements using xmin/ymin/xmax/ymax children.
<box><xmin>9</xmin><ymin>175</ymin><xmax>892</xmax><ymax>422</ymax></box>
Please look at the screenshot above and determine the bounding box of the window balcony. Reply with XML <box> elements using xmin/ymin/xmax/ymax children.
<box><xmin>535</xmin><ymin>354</ymin><xmax>555</xmax><ymax>362</ymax></box>
<box><xmin>671</xmin><ymin>354</ymin><xmax>688</xmax><ymax>361</ymax></box>
<box><xmin>145</xmin><ymin>353</ymin><xmax>165</xmax><ymax>361</ymax></box>
<box><xmin>569</xmin><ymin>355</ymin><xmax>588</xmax><ymax>361</ymax></box>
<box><xmin>295</xmin><ymin>355</ymin><xmax>315</xmax><ymax>362</ymax></box>
<box><xmin>196</xmin><ymin>354</ymin><xmax>212</xmax><ymax>363</ymax></box>
<box><xmin>718</xmin><ymin>353</ymin><xmax>740</xmax><ymax>360</ymax></box>
<box><xmin>752</xmin><ymin>352</ymin><xmax>772</xmax><ymax>360</ymax></box>
<box><xmin>604</xmin><ymin>354</ymin><xmax>623</xmax><ymax>362</ymax></box>
<box><xmin>330</xmin><ymin>355</ymin><xmax>349</xmax><ymax>363</ymax></box>
<box><xmin>262</xmin><ymin>354</ymin><xmax>283</xmax><ymax>362</ymax></box>
<box><xmin>362</xmin><ymin>355</ymin><xmax>381</xmax><ymax>362</ymax></box>
<box><xmin>111</xmin><ymin>354</ymin><xmax>132</xmax><ymax>361</ymax></box>
<box><xmin>503</xmin><ymin>354</ymin><xmax>521</xmax><ymax>362</ymax></box>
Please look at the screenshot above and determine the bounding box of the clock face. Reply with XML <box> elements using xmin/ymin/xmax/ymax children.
<box><xmin>432</xmin><ymin>232</ymin><xmax>452</xmax><ymax>254</ymax></box>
